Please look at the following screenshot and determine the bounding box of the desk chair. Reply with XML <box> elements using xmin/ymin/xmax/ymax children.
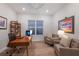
<box><xmin>6</xmin><ymin>33</ymin><xmax>19</xmax><ymax>56</ymax></box>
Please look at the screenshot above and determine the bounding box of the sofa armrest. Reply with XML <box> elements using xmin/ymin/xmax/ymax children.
<box><xmin>59</xmin><ymin>47</ymin><xmax>79</xmax><ymax>56</ymax></box>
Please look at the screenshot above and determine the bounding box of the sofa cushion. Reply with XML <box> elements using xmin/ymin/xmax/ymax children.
<box><xmin>71</xmin><ymin>39</ymin><xmax>79</xmax><ymax>48</ymax></box>
<box><xmin>60</xmin><ymin>37</ymin><xmax>71</xmax><ymax>47</ymax></box>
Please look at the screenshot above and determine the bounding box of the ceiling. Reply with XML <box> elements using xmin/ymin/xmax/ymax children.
<box><xmin>7</xmin><ymin>3</ymin><xmax>67</xmax><ymax>15</ymax></box>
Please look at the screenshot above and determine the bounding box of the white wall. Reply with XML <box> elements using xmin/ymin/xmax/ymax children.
<box><xmin>0</xmin><ymin>4</ymin><xmax>17</xmax><ymax>53</ymax></box>
<box><xmin>52</xmin><ymin>3</ymin><xmax>79</xmax><ymax>39</ymax></box>
<box><xmin>18</xmin><ymin>14</ymin><xmax>53</xmax><ymax>41</ymax></box>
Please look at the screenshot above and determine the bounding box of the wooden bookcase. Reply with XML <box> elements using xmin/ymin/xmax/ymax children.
<box><xmin>10</xmin><ymin>21</ymin><xmax>21</xmax><ymax>39</ymax></box>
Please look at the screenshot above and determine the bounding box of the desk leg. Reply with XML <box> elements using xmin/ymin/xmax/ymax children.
<box><xmin>26</xmin><ymin>46</ymin><xmax>28</xmax><ymax>56</ymax></box>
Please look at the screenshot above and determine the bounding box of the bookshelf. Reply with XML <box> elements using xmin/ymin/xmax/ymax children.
<box><xmin>10</xmin><ymin>21</ymin><xmax>21</xmax><ymax>39</ymax></box>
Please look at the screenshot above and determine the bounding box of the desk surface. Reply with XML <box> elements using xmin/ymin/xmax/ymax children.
<box><xmin>9</xmin><ymin>36</ymin><xmax>32</xmax><ymax>46</ymax></box>
<box><xmin>10</xmin><ymin>36</ymin><xmax>31</xmax><ymax>42</ymax></box>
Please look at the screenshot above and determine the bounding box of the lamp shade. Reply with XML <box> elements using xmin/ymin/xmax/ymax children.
<box><xmin>30</xmin><ymin>30</ymin><xmax>32</xmax><ymax>35</ymax></box>
<box><xmin>57</xmin><ymin>30</ymin><xmax>64</xmax><ymax>35</ymax></box>
<box><xmin>57</xmin><ymin>30</ymin><xmax>64</xmax><ymax>38</ymax></box>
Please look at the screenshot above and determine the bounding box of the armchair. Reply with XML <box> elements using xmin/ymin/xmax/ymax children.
<box><xmin>44</xmin><ymin>34</ymin><xmax>61</xmax><ymax>46</ymax></box>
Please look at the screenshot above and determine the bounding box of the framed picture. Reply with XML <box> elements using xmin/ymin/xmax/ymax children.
<box><xmin>58</xmin><ymin>16</ymin><xmax>74</xmax><ymax>34</ymax></box>
<box><xmin>0</xmin><ymin>16</ymin><xmax>7</xmax><ymax>29</ymax></box>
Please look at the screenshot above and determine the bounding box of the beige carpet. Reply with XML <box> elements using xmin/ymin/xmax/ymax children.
<box><xmin>0</xmin><ymin>41</ymin><xmax>56</xmax><ymax>56</ymax></box>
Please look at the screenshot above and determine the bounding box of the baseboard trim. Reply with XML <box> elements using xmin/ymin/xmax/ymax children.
<box><xmin>32</xmin><ymin>40</ymin><xmax>44</xmax><ymax>41</ymax></box>
<box><xmin>0</xmin><ymin>47</ymin><xmax>8</xmax><ymax>53</ymax></box>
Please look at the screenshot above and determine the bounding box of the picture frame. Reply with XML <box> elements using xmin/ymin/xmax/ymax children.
<box><xmin>58</xmin><ymin>16</ymin><xmax>74</xmax><ymax>34</ymax></box>
<box><xmin>0</xmin><ymin>16</ymin><xmax>7</xmax><ymax>29</ymax></box>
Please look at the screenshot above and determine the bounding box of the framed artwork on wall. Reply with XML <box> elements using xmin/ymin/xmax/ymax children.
<box><xmin>0</xmin><ymin>16</ymin><xmax>7</xmax><ymax>29</ymax></box>
<box><xmin>58</xmin><ymin>16</ymin><xmax>74</xmax><ymax>34</ymax></box>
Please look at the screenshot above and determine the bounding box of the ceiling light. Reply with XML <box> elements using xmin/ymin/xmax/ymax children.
<box><xmin>46</xmin><ymin>10</ymin><xmax>48</xmax><ymax>13</ymax></box>
<box><xmin>22</xmin><ymin>8</ymin><xmax>26</xmax><ymax>11</ymax></box>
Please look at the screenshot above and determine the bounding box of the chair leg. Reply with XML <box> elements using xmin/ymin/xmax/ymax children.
<box><xmin>6</xmin><ymin>50</ymin><xmax>13</xmax><ymax>56</ymax></box>
<box><xmin>9</xmin><ymin>48</ymin><xmax>16</xmax><ymax>56</ymax></box>
<box><xmin>6</xmin><ymin>52</ymin><xmax>9</xmax><ymax>54</ymax></box>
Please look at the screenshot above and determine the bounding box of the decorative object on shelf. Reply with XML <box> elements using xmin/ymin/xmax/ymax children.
<box><xmin>10</xmin><ymin>21</ymin><xmax>21</xmax><ymax>39</ymax></box>
<box><xmin>58</xmin><ymin>16</ymin><xmax>74</xmax><ymax>34</ymax></box>
<box><xmin>0</xmin><ymin>16</ymin><xmax>7</xmax><ymax>29</ymax></box>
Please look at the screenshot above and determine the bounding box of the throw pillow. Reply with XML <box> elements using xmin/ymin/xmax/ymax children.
<box><xmin>71</xmin><ymin>39</ymin><xmax>79</xmax><ymax>48</ymax></box>
<box><xmin>60</xmin><ymin>37</ymin><xmax>72</xmax><ymax>47</ymax></box>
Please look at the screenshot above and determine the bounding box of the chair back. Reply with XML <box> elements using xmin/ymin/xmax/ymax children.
<box><xmin>8</xmin><ymin>33</ymin><xmax>16</xmax><ymax>41</ymax></box>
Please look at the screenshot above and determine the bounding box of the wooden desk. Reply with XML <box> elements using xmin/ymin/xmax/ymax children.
<box><xmin>9</xmin><ymin>36</ymin><xmax>32</xmax><ymax>56</ymax></box>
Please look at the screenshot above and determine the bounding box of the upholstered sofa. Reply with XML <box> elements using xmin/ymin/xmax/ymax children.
<box><xmin>54</xmin><ymin>38</ymin><xmax>79</xmax><ymax>56</ymax></box>
<box><xmin>44</xmin><ymin>34</ymin><xmax>61</xmax><ymax>45</ymax></box>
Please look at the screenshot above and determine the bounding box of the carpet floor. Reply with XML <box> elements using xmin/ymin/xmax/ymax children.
<box><xmin>0</xmin><ymin>41</ymin><xmax>56</xmax><ymax>56</ymax></box>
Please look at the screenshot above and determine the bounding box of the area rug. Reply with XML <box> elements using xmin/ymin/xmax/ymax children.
<box><xmin>0</xmin><ymin>41</ymin><xmax>56</xmax><ymax>56</ymax></box>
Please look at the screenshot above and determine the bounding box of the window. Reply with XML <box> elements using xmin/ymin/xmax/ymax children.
<box><xmin>28</xmin><ymin>20</ymin><xmax>35</xmax><ymax>35</ymax></box>
<box><xmin>28</xmin><ymin>20</ymin><xmax>43</xmax><ymax>35</ymax></box>
<box><xmin>36</xmin><ymin>20</ymin><xmax>43</xmax><ymax>35</ymax></box>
